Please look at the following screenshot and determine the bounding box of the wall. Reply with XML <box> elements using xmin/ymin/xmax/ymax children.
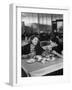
<box><xmin>0</xmin><ymin>0</ymin><xmax>72</xmax><ymax>89</ymax></box>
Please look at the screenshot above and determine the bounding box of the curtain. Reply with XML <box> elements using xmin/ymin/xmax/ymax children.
<box><xmin>21</xmin><ymin>13</ymin><xmax>63</xmax><ymax>26</ymax></box>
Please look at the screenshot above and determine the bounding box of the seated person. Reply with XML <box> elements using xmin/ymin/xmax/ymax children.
<box><xmin>50</xmin><ymin>34</ymin><xmax>63</xmax><ymax>58</ymax></box>
<box><xmin>22</xmin><ymin>35</ymin><xmax>45</xmax><ymax>62</ymax></box>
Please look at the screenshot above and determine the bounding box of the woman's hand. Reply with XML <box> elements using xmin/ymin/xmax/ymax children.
<box><xmin>48</xmin><ymin>45</ymin><xmax>52</xmax><ymax>51</ymax></box>
<box><xmin>29</xmin><ymin>52</ymin><xmax>36</xmax><ymax>58</ymax></box>
<box><xmin>52</xmin><ymin>50</ymin><xmax>63</xmax><ymax>58</ymax></box>
<box><xmin>42</xmin><ymin>49</ymin><xmax>50</xmax><ymax>57</ymax></box>
<box><xmin>22</xmin><ymin>54</ymin><xmax>30</xmax><ymax>59</ymax></box>
<box><xmin>22</xmin><ymin>52</ymin><xmax>36</xmax><ymax>59</ymax></box>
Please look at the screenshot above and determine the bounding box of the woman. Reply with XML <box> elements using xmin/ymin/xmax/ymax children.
<box><xmin>51</xmin><ymin>35</ymin><xmax>63</xmax><ymax>58</ymax></box>
<box><xmin>22</xmin><ymin>35</ymin><xmax>45</xmax><ymax>62</ymax></box>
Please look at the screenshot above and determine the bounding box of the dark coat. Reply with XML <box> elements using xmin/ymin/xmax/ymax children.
<box><xmin>22</xmin><ymin>43</ymin><xmax>45</xmax><ymax>55</ymax></box>
<box><xmin>52</xmin><ymin>37</ymin><xmax>63</xmax><ymax>54</ymax></box>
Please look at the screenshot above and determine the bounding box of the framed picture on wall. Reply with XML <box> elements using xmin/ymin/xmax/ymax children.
<box><xmin>9</xmin><ymin>4</ymin><xmax>70</xmax><ymax>86</ymax></box>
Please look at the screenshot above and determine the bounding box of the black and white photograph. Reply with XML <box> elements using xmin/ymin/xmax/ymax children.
<box><xmin>21</xmin><ymin>12</ymin><xmax>63</xmax><ymax>77</ymax></box>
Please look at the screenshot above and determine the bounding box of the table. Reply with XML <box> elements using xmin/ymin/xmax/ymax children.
<box><xmin>21</xmin><ymin>57</ymin><xmax>63</xmax><ymax>76</ymax></box>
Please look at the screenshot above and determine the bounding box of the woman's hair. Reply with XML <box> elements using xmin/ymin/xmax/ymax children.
<box><xmin>29</xmin><ymin>35</ymin><xmax>44</xmax><ymax>55</ymax></box>
<box><xmin>30</xmin><ymin>35</ymin><xmax>41</xmax><ymax>50</ymax></box>
<box><xmin>30</xmin><ymin>35</ymin><xmax>40</xmax><ymax>44</ymax></box>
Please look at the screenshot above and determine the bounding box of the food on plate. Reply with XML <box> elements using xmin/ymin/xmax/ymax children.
<box><xmin>41</xmin><ymin>57</ymin><xmax>47</xmax><ymax>64</ymax></box>
<box><xmin>50</xmin><ymin>57</ymin><xmax>55</xmax><ymax>61</ymax></box>
<box><xmin>46</xmin><ymin>57</ymin><xmax>51</xmax><ymax>61</ymax></box>
<box><xmin>26</xmin><ymin>59</ymin><xmax>36</xmax><ymax>63</ymax></box>
<box><xmin>34</xmin><ymin>55</ymin><xmax>42</xmax><ymax>61</ymax></box>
